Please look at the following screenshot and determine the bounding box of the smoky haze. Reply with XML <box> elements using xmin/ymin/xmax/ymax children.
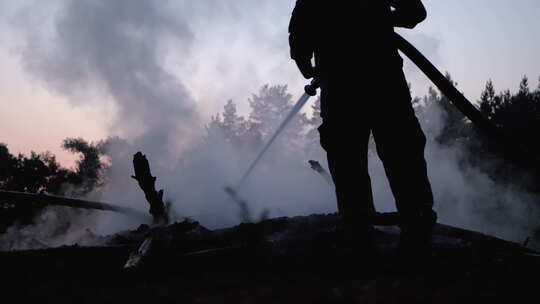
<box><xmin>5</xmin><ymin>0</ymin><xmax>538</xmax><ymax>246</ymax></box>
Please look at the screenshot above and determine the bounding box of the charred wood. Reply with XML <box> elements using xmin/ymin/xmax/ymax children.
<box><xmin>131</xmin><ymin>152</ymin><xmax>169</xmax><ymax>224</ymax></box>
<box><xmin>308</xmin><ymin>160</ymin><xmax>333</xmax><ymax>185</ymax></box>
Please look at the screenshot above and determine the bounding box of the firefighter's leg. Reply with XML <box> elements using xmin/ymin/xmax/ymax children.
<box><xmin>318</xmin><ymin>119</ymin><xmax>375</xmax><ymax>222</ymax></box>
<box><xmin>372</xmin><ymin>112</ymin><xmax>434</xmax><ymax>215</ymax></box>
<box><xmin>371</xmin><ymin>71</ymin><xmax>436</xmax><ymax>254</ymax></box>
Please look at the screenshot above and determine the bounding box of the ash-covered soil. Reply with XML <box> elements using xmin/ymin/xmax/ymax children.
<box><xmin>1</xmin><ymin>214</ymin><xmax>539</xmax><ymax>303</ymax></box>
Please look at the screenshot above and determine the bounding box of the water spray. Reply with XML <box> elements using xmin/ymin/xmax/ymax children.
<box><xmin>225</xmin><ymin>78</ymin><xmax>320</xmax><ymax>199</ymax></box>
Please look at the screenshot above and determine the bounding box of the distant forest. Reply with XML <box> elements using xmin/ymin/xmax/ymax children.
<box><xmin>2</xmin><ymin>75</ymin><xmax>540</xmax><ymax>232</ymax></box>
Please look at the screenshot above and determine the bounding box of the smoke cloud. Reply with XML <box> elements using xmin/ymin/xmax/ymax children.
<box><xmin>20</xmin><ymin>0</ymin><xmax>200</xmax><ymax>154</ymax></box>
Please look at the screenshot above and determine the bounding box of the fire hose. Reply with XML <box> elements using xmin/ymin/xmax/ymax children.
<box><xmin>394</xmin><ymin>33</ymin><xmax>501</xmax><ymax>141</ymax></box>
<box><xmin>0</xmin><ymin>190</ymin><xmax>149</xmax><ymax>220</ymax></box>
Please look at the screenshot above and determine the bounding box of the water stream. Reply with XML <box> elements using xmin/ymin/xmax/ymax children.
<box><xmin>237</xmin><ymin>92</ymin><xmax>312</xmax><ymax>189</ymax></box>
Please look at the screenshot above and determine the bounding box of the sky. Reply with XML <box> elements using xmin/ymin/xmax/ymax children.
<box><xmin>0</xmin><ymin>0</ymin><xmax>539</xmax><ymax>167</ymax></box>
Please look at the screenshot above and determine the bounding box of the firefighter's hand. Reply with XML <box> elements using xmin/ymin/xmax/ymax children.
<box><xmin>295</xmin><ymin>59</ymin><xmax>316</xmax><ymax>79</ymax></box>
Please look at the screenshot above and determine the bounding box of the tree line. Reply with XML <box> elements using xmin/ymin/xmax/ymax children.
<box><xmin>1</xmin><ymin>75</ymin><xmax>540</xmax><ymax>232</ymax></box>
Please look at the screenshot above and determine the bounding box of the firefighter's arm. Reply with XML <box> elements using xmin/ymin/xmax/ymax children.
<box><xmin>289</xmin><ymin>0</ymin><xmax>316</xmax><ymax>79</ymax></box>
<box><xmin>390</xmin><ymin>0</ymin><xmax>427</xmax><ymax>29</ymax></box>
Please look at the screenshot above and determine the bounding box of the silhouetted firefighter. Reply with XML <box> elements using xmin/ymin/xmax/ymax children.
<box><xmin>289</xmin><ymin>0</ymin><xmax>437</xmax><ymax>254</ymax></box>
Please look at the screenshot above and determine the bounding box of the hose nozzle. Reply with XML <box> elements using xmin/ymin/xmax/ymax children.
<box><xmin>304</xmin><ymin>78</ymin><xmax>320</xmax><ymax>96</ymax></box>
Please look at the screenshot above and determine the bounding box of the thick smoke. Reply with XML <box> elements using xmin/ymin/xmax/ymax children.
<box><xmin>6</xmin><ymin>0</ymin><xmax>538</xmax><ymax>247</ymax></box>
<box><xmin>0</xmin><ymin>207</ymin><xmax>103</xmax><ymax>251</ymax></box>
<box><xmin>412</xmin><ymin>99</ymin><xmax>540</xmax><ymax>242</ymax></box>
<box><xmin>23</xmin><ymin>0</ymin><xmax>200</xmax><ymax>149</ymax></box>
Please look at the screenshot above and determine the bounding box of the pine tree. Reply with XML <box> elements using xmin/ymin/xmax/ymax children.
<box><xmin>247</xmin><ymin>84</ymin><xmax>308</xmax><ymax>150</ymax></box>
<box><xmin>518</xmin><ymin>76</ymin><xmax>530</xmax><ymax>96</ymax></box>
<box><xmin>221</xmin><ymin>100</ymin><xmax>246</xmax><ymax>143</ymax></box>
<box><xmin>479</xmin><ymin>80</ymin><xmax>496</xmax><ymax>119</ymax></box>
<box><xmin>204</xmin><ymin>114</ymin><xmax>225</xmax><ymax>144</ymax></box>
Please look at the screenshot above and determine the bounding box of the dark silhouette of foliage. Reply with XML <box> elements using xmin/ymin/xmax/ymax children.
<box><xmin>414</xmin><ymin>75</ymin><xmax>540</xmax><ymax>193</ymax></box>
<box><xmin>0</xmin><ymin>139</ymin><xmax>107</xmax><ymax>232</ymax></box>
<box><xmin>1</xmin><ymin>138</ymin><xmax>107</xmax><ymax>196</ymax></box>
<box><xmin>62</xmin><ymin>138</ymin><xmax>107</xmax><ymax>196</ymax></box>
<box><xmin>0</xmin><ymin>146</ymin><xmax>70</xmax><ymax>194</ymax></box>
<box><xmin>479</xmin><ymin>76</ymin><xmax>540</xmax><ymax>156</ymax></box>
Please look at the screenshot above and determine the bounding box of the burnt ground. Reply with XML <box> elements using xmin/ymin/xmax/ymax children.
<box><xmin>1</xmin><ymin>214</ymin><xmax>539</xmax><ymax>303</ymax></box>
